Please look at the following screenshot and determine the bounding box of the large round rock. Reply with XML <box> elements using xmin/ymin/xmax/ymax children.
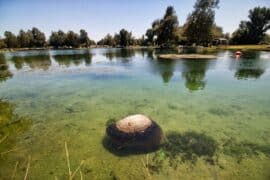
<box><xmin>106</xmin><ymin>114</ymin><xmax>164</xmax><ymax>151</ymax></box>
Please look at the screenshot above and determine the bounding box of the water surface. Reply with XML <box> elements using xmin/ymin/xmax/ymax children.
<box><xmin>0</xmin><ymin>49</ymin><xmax>270</xmax><ymax>179</ymax></box>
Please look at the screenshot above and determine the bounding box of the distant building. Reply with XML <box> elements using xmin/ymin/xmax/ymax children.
<box><xmin>212</xmin><ymin>38</ymin><xmax>228</xmax><ymax>45</ymax></box>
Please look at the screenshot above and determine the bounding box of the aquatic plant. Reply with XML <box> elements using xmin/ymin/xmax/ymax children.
<box><xmin>139</xmin><ymin>131</ymin><xmax>218</xmax><ymax>175</ymax></box>
<box><xmin>222</xmin><ymin>138</ymin><xmax>270</xmax><ymax>162</ymax></box>
<box><xmin>0</xmin><ymin>70</ymin><xmax>13</xmax><ymax>82</ymax></box>
<box><xmin>145</xmin><ymin>150</ymin><xmax>165</xmax><ymax>174</ymax></box>
<box><xmin>168</xmin><ymin>103</ymin><xmax>178</xmax><ymax>110</ymax></box>
<box><xmin>64</xmin><ymin>142</ymin><xmax>85</xmax><ymax>180</ymax></box>
<box><xmin>0</xmin><ymin>99</ymin><xmax>32</xmax><ymax>154</ymax></box>
<box><xmin>162</xmin><ymin>131</ymin><xmax>218</xmax><ymax>162</ymax></box>
<box><xmin>208</xmin><ymin>108</ymin><xmax>232</xmax><ymax>116</ymax></box>
<box><xmin>105</xmin><ymin>117</ymin><xmax>117</xmax><ymax>127</ymax></box>
<box><xmin>0</xmin><ymin>99</ymin><xmax>34</xmax><ymax>179</ymax></box>
<box><xmin>0</xmin><ymin>99</ymin><xmax>14</xmax><ymax>127</ymax></box>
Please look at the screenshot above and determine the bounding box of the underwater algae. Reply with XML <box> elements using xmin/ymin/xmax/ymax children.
<box><xmin>0</xmin><ymin>99</ymin><xmax>33</xmax><ymax>179</ymax></box>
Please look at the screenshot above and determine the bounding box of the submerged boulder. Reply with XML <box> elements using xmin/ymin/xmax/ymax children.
<box><xmin>115</xmin><ymin>114</ymin><xmax>152</xmax><ymax>133</ymax></box>
<box><xmin>106</xmin><ymin>114</ymin><xmax>164</xmax><ymax>151</ymax></box>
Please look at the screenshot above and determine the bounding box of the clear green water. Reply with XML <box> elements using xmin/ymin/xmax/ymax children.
<box><xmin>0</xmin><ymin>49</ymin><xmax>270</xmax><ymax>180</ymax></box>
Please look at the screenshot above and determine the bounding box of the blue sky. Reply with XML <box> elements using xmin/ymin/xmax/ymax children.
<box><xmin>0</xmin><ymin>0</ymin><xmax>269</xmax><ymax>41</ymax></box>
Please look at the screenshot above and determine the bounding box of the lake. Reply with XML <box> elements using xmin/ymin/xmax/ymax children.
<box><xmin>0</xmin><ymin>48</ymin><xmax>270</xmax><ymax>179</ymax></box>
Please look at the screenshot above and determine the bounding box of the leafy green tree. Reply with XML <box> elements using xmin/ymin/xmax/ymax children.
<box><xmin>4</xmin><ymin>31</ymin><xmax>18</xmax><ymax>48</ymax></box>
<box><xmin>17</xmin><ymin>30</ymin><xmax>32</xmax><ymax>48</ymax></box>
<box><xmin>113</xmin><ymin>33</ymin><xmax>120</xmax><ymax>45</ymax></box>
<box><xmin>30</xmin><ymin>27</ymin><xmax>46</xmax><ymax>47</ymax></box>
<box><xmin>98</xmin><ymin>34</ymin><xmax>116</xmax><ymax>46</ymax></box>
<box><xmin>79</xmin><ymin>29</ymin><xmax>91</xmax><ymax>47</ymax></box>
<box><xmin>184</xmin><ymin>0</ymin><xmax>219</xmax><ymax>46</ymax></box>
<box><xmin>49</xmin><ymin>30</ymin><xmax>67</xmax><ymax>48</ymax></box>
<box><xmin>247</xmin><ymin>7</ymin><xmax>270</xmax><ymax>44</ymax></box>
<box><xmin>49</xmin><ymin>32</ymin><xmax>58</xmax><ymax>47</ymax></box>
<box><xmin>65</xmin><ymin>31</ymin><xmax>80</xmax><ymax>48</ymax></box>
<box><xmin>231</xmin><ymin>7</ymin><xmax>270</xmax><ymax>44</ymax></box>
<box><xmin>135</xmin><ymin>35</ymin><xmax>145</xmax><ymax>46</ymax></box>
<box><xmin>151</xmin><ymin>19</ymin><xmax>161</xmax><ymax>36</ymax></box>
<box><xmin>145</xmin><ymin>28</ymin><xmax>155</xmax><ymax>45</ymax></box>
<box><xmin>156</xmin><ymin>6</ymin><xmax>179</xmax><ymax>46</ymax></box>
<box><xmin>118</xmin><ymin>29</ymin><xmax>133</xmax><ymax>47</ymax></box>
<box><xmin>145</xmin><ymin>6</ymin><xmax>179</xmax><ymax>46</ymax></box>
<box><xmin>230</xmin><ymin>21</ymin><xmax>250</xmax><ymax>44</ymax></box>
<box><xmin>212</xmin><ymin>24</ymin><xmax>223</xmax><ymax>39</ymax></box>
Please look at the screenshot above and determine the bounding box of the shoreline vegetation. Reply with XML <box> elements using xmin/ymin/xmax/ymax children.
<box><xmin>0</xmin><ymin>45</ymin><xmax>269</xmax><ymax>54</ymax></box>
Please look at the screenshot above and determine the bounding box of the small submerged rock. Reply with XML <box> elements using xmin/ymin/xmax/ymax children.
<box><xmin>106</xmin><ymin>114</ymin><xmax>164</xmax><ymax>151</ymax></box>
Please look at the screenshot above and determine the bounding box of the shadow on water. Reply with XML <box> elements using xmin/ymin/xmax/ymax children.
<box><xmin>0</xmin><ymin>54</ymin><xmax>13</xmax><ymax>82</ymax></box>
<box><xmin>162</xmin><ymin>131</ymin><xmax>218</xmax><ymax>163</ymax></box>
<box><xmin>102</xmin><ymin>122</ymin><xmax>219</xmax><ymax>160</ymax></box>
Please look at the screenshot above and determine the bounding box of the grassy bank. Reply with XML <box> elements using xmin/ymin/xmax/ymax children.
<box><xmin>215</xmin><ymin>45</ymin><xmax>270</xmax><ymax>51</ymax></box>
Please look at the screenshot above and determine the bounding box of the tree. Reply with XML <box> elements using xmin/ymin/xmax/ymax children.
<box><xmin>79</xmin><ymin>29</ymin><xmax>91</xmax><ymax>47</ymax></box>
<box><xmin>135</xmin><ymin>35</ymin><xmax>145</xmax><ymax>46</ymax></box>
<box><xmin>156</xmin><ymin>6</ymin><xmax>179</xmax><ymax>46</ymax></box>
<box><xmin>65</xmin><ymin>31</ymin><xmax>80</xmax><ymax>48</ymax></box>
<box><xmin>184</xmin><ymin>0</ymin><xmax>219</xmax><ymax>46</ymax></box>
<box><xmin>97</xmin><ymin>34</ymin><xmax>115</xmax><ymax>46</ymax></box>
<box><xmin>247</xmin><ymin>7</ymin><xmax>270</xmax><ymax>44</ymax></box>
<box><xmin>212</xmin><ymin>24</ymin><xmax>223</xmax><ymax>39</ymax></box>
<box><xmin>231</xmin><ymin>7</ymin><xmax>270</xmax><ymax>44</ymax></box>
<box><xmin>118</xmin><ymin>29</ymin><xmax>133</xmax><ymax>47</ymax></box>
<box><xmin>114</xmin><ymin>29</ymin><xmax>134</xmax><ymax>47</ymax></box>
<box><xmin>230</xmin><ymin>21</ymin><xmax>250</xmax><ymax>44</ymax></box>
<box><xmin>17</xmin><ymin>30</ymin><xmax>32</xmax><ymax>48</ymax></box>
<box><xmin>145</xmin><ymin>6</ymin><xmax>179</xmax><ymax>46</ymax></box>
<box><xmin>4</xmin><ymin>31</ymin><xmax>18</xmax><ymax>48</ymax></box>
<box><xmin>145</xmin><ymin>28</ymin><xmax>155</xmax><ymax>45</ymax></box>
<box><xmin>49</xmin><ymin>30</ymin><xmax>66</xmax><ymax>48</ymax></box>
<box><xmin>31</xmin><ymin>27</ymin><xmax>46</xmax><ymax>47</ymax></box>
<box><xmin>113</xmin><ymin>33</ymin><xmax>120</xmax><ymax>46</ymax></box>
